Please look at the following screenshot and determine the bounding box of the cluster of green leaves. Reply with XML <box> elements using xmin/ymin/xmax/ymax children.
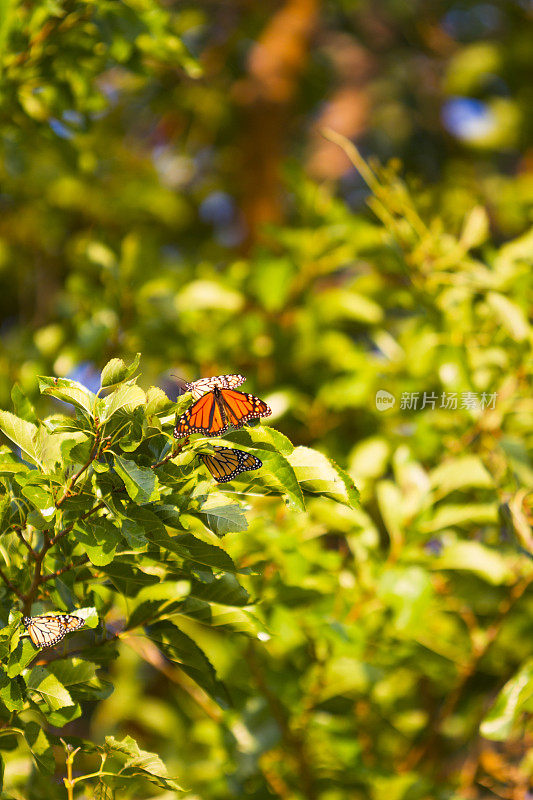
<box><xmin>0</xmin><ymin>355</ymin><xmax>356</xmax><ymax>796</ymax></box>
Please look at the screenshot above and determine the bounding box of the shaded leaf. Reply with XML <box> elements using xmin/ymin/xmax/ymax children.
<box><xmin>147</xmin><ymin>621</ymin><xmax>226</xmax><ymax>705</ymax></box>
<box><xmin>24</xmin><ymin>722</ymin><xmax>54</xmax><ymax>773</ymax></box>
<box><xmin>114</xmin><ymin>455</ymin><xmax>159</xmax><ymax>503</ymax></box>
<box><xmin>0</xmin><ymin>670</ymin><xmax>24</xmax><ymax>711</ymax></box>
<box><xmin>97</xmin><ymin>560</ymin><xmax>160</xmax><ymax>596</ymax></box>
<box><xmin>196</xmin><ymin>496</ymin><xmax>248</xmax><ymax>536</ymax></box>
<box><xmin>74</xmin><ymin>517</ymin><xmax>120</xmax><ymax>566</ymax></box>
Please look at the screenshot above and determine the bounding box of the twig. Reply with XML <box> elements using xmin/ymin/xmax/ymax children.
<box><xmin>13</xmin><ymin>527</ymin><xmax>37</xmax><ymax>559</ymax></box>
<box><xmin>38</xmin><ymin>555</ymin><xmax>90</xmax><ymax>585</ymax></box>
<box><xmin>62</xmin><ymin>743</ymin><xmax>80</xmax><ymax>800</ymax></box>
<box><xmin>56</xmin><ymin>429</ymin><xmax>101</xmax><ymax>508</ymax></box>
<box><xmin>49</xmin><ymin>501</ymin><xmax>105</xmax><ymax>548</ymax></box>
<box><xmin>151</xmin><ymin>437</ymin><xmax>189</xmax><ymax>470</ymax></box>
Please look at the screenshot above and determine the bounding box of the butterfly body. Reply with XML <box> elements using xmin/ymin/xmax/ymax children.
<box><xmin>174</xmin><ymin>384</ymin><xmax>271</xmax><ymax>438</ymax></box>
<box><xmin>23</xmin><ymin>613</ymin><xmax>84</xmax><ymax>649</ymax></box>
<box><xmin>200</xmin><ymin>446</ymin><xmax>262</xmax><ymax>483</ymax></box>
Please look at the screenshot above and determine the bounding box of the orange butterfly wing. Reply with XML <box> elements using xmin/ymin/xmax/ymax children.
<box><xmin>218</xmin><ymin>389</ymin><xmax>271</xmax><ymax>428</ymax></box>
<box><xmin>174</xmin><ymin>392</ymin><xmax>228</xmax><ymax>437</ymax></box>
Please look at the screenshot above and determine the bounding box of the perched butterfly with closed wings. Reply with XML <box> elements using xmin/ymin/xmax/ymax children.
<box><xmin>23</xmin><ymin>613</ymin><xmax>84</xmax><ymax>649</ymax></box>
<box><xmin>180</xmin><ymin>374</ymin><xmax>246</xmax><ymax>401</ymax></box>
<box><xmin>174</xmin><ymin>381</ymin><xmax>271</xmax><ymax>438</ymax></box>
<box><xmin>199</xmin><ymin>446</ymin><xmax>262</xmax><ymax>483</ymax></box>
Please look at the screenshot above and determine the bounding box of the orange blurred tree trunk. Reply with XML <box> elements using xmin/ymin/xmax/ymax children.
<box><xmin>235</xmin><ymin>0</ymin><xmax>319</xmax><ymax>247</ymax></box>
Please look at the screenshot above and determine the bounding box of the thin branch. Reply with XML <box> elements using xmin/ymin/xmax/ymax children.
<box><xmin>49</xmin><ymin>501</ymin><xmax>105</xmax><ymax>548</ymax></box>
<box><xmin>12</xmin><ymin>527</ymin><xmax>37</xmax><ymax>559</ymax></box>
<box><xmin>56</xmin><ymin>430</ymin><xmax>101</xmax><ymax>508</ymax></box>
<box><xmin>151</xmin><ymin>437</ymin><xmax>189</xmax><ymax>470</ymax></box>
<box><xmin>38</xmin><ymin>555</ymin><xmax>90</xmax><ymax>585</ymax></box>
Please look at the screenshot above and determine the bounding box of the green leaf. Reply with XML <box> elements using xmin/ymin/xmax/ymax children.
<box><xmin>74</xmin><ymin>517</ymin><xmax>120</xmax><ymax>566</ymax></box>
<box><xmin>422</xmin><ymin>503</ymin><xmax>498</xmax><ymax>532</ymax></box>
<box><xmin>147</xmin><ymin>621</ymin><xmax>226</xmax><ymax>704</ymax></box>
<box><xmin>429</xmin><ymin>456</ymin><xmax>493</xmax><ymax>494</ymax></box>
<box><xmin>24</xmin><ymin>722</ymin><xmax>54</xmax><ymax>773</ymax></box>
<box><xmin>94</xmin><ymin>780</ymin><xmax>114</xmax><ymax>800</ymax></box>
<box><xmin>122</xmin><ymin>504</ymin><xmax>171</xmax><ymax>548</ymax></box>
<box><xmin>487</xmin><ymin>292</ymin><xmax>529</xmax><ymax>341</ymax></box>
<box><xmin>11</xmin><ymin>384</ymin><xmax>38</xmax><ymax>424</ymax></box>
<box><xmin>45</xmin><ymin>703</ymin><xmax>83</xmax><ymax>728</ymax></box>
<box><xmin>114</xmin><ymin>456</ymin><xmax>159</xmax><ymax>503</ymax></box>
<box><xmin>46</xmin><ymin>658</ymin><xmax>97</xmax><ymax>687</ymax></box>
<box><xmin>436</xmin><ymin>541</ymin><xmax>515</xmax><ymax>585</ymax></box>
<box><xmin>146</xmin><ymin>386</ymin><xmax>174</xmax><ymax>416</ymax></box>
<box><xmin>175</xmin><ymin>598</ymin><xmax>262</xmax><ymax>636</ymax></box>
<box><xmin>0</xmin><ymin>445</ymin><xmax>30</xmax><ymax>475</ymax></box>
<box><xmin>104</xmin><ymin>734</ymin><xmax>182</xmax><ymax>790</ymax></box>
<box><xmin>223</xmin><ymin>424</ymin><xmax>294</xmax><ymax>455</ymax></box>
<box><xmin>481</xmin><ymin>658</ymin><xmax>533</xmax><ymax>740</ymax></box>
<box><xmin>196</xmin><ymin>496</ymin><xmax>248</xmax><ymax>536</ymax></box>
<box><xmin>100</xmin><ymin>353</ymin><xmax>141</xmax><ymax>389</ymax></box>
<box><xmin>6</xmin><ymin>637</ymin><xmax>38</xmax><ymax>678</ymax></box>
<box><xmin>127</xmin><ymin>580</ymin><xmax>190</xmax><ymax>629</ymax></box>
<box><xmin>189</xmin><ymin>573</ymin><xmax>250</xmax><ymax>606</ymax></box>
<box><xmin>378</xmin><ymin>566</ymin><xmax>434</xmax><ymax>632</ymax></box>
<box><xmin>0</xmin><ymin>410</ymin><xmax>41</xmax><ymax>467</ymax></box>
<box><xmin>98</xmin><ymin>560</ymin><xmax>160</xmax><ymax>596</ymax></box>
<box><xmin>288</xmin><ymin>446</ymin><xmax>359</xmax><ymax>508</ymax></box>
<box><xmin>146</xmin><ymin>527</ymin><xmax>238</xmax><ymax>572</ymax></box>
<box><xmin>0</xmin><ymin>670</ymin><xmax>24</xmax><ymax>711</ymax></box>
<box><xmin>38</xmin><ymin>376</ymin><xmax>95</xmax><ymax>416</ymax></box>
<box><xmin>26</xmin><ymin>666</ymin><xmax>75</xmax><ymax>711</ymax></box>
<box><xmin>20</xmin><ymin>480</ymin><xmax>54</xmax><ymax>513</ymax></box>
<box><xmin>100</xmin><ymin>384</ymin><xmax>145</xmax><ymax>422</ymax></box>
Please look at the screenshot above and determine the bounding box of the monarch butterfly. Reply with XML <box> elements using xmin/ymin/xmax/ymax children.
<box><xmin>181</xmin><ymin>374</ymin><xmax>246</xmax><ymax>401</ymax></box>
<box><xmin>199</xmin><ymin>446</ymin><xmax>262</xmax><ymax>483</ymax></box>
<box><xmin>174</xmin><ymin>385</ymin><xmax>271</xmax><ymax>438</ymax></box>
<box><xmin>23</xmin><ymin>613</ymin><xmax>84</xmax><ymax>649</ymax></box>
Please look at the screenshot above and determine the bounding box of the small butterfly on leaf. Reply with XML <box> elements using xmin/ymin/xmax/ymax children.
<box><xmin>23</xmin><ymin>613</ymin><xmax>84</xmax><ymax>649</ymax></box>
<box><xmin>199</xmin><ymin>446</ymin><xmax>262</xmax><ymax>483</ymax></box>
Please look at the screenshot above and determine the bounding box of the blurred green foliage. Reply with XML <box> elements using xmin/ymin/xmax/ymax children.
<box><xmin>0</xmin><ymin>0</ymin><xmax>532</xmax><ymax>798</ymax></box>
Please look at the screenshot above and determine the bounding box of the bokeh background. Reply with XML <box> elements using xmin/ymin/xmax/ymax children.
<box><xmin>1</xmin><ymin>1</ymin><xmax>532</xmax><ymax>798</ymax></box>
